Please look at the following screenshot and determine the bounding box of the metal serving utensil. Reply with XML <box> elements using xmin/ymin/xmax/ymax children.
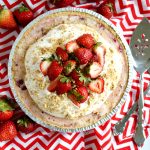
<box><xmin>113</xmin><ymin>18</ymin><xmax>150</xmax><ymax>146</ymax></box>
<box><xmin>113</xmin><ymin>74</ymin><xmax>150</xmax><ymax>136</ymax></box>
<box><xmin>130</xmin><ymin>18</ymin><xmax>150</xmax><ymax>146</ymax></box>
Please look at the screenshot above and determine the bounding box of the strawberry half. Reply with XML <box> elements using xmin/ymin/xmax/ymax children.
<box><xmin>67</xmin><ymin>94</ymin><xmax>80</xmax><ymax>107</ymax></box>
<box><xmin>16</xmin><ymin>116</ymin><xmax>35</xmax><ymax>133</ymax></box>
<box><xmin>56</xmin><ymin>76</ymin><xmax>72</xmax><ymax>95</ymax></box>
<box><xmin>66</xmin><ymin>40</ymin><xmax>79</xmax><ymax>53</ymax></box>
<box><xmin>70</xmin><ymin>70</ymin><xmax>84</xmax><ymax>86</ymax></box>
<box><xmin>47</xmin><ymin>60</ymin><xmax>63</xmax><ymax>81</ymax></box>
<box><xmin>74</xmin><ymin>48</ymin><xmax>93</xmax><ymax>65</ymax></box>
<box><xmin>88</xmin><ymin>77</ymin><xmax>104</xmax><ymax>93</ymax></box>
<box><xmin>47</xmin><ymin>78</ymin><xmax>59</xmax><ymax>92</ymax></box>
<box><xmin>68</xmin><ymin>86</ymin><xmax>88</xmax><ymax>106</ymax></box>
<box><xmin>56</xmin><ymin>47</ymin><xmax>68</xmax><ymax>61</ymax></box>
<box><xmin>77</xmin><ymin>34</ymin><xmax>95</xmax><ymax>49</ymax></box>
<box><xmin>63</xmin><ymin>60</ymin><xmax>76</xmax><ymax>75</ymax></box>
<box><xmin>93</xmin><ymin>42</ymin><xmax>106</xmax><ymax>67</ymax></box>
<box><xmin>0</xmin><ymin>99</ymin><xmax>14</xmax><ymax>121</ymax></box>
<box><xmin>40</xmin><ymin>60</ymin><xmax>51</xmax><ymax>76</ymax></box>
<box><xmin>0</xmin><ymin>121</ymin><xmax>17</xmax><ymax>141</ymax></box>
<box><xmin>86</xmin><ymin>62</ymin><xmax>102</xmax><ymax>79</ymax></box>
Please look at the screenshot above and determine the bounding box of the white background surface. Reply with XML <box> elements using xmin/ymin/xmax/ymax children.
<box><xmin>141</xmin><ymin>136</ymin><xmax>150</xmax><ymax>150</ymax></box>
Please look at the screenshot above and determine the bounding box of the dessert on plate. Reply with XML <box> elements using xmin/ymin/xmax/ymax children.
<box><xmin>9</xmin><ymin>9</ymin><xmax>130</xmax><ymax>131</ymax></box>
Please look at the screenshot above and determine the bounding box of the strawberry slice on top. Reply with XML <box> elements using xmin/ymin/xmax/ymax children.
<box><xmin>56</xmin><ymin>47</ymin><xmax>68</xmax><ymax>61</ymax></box>
<box><xmin>70</xmin><ymin>70</ymin><xmax>84</xmax><ymax>86</ymax></box>
<box><xmin>74</xmin><ymin>48</ymin><xmax>93</xmax><ymax>65</ymax></box>
<box><xmin>77</xmin><ymin>34</ymin><xmax>95</xmax><ymax>49</ymax></box>
<box><xmin>56</xmin><ymin>76</ymin><xmax>72</xmax><ymax>95</ymax></box>
<box><xmin>86</xmin><ymin>62</ymin><xmax>103</xmax><ymax>79</ymax></box>
<box><xmin>88</xmin><ymin>77</ymin><xmax>104</xmax><ymax>94</ymax></box>
<box><xmin>40</xmin><ymin>60</ymin><xmax>51</xmax><ymax>76</ymax></box>
<box><xmin>63</xmin><ymin>60</ymin><xmax>76</xmax><ymax>75</ymax></box>
<box><xmin>68</xmin><ymin>86</ymin><xmax>88</xmax><ymax>107</ymax></box>
<box><xmin>66</xmin><ymin>40</ymin><xmax>79</xmax><ymax>53</ymax></box>
<box><xmin>93</xmin><ymin>42</ymin><xmax>106</xmax><ymax>67</ymax></box>
<box><xmin>47</xmin><ymin>60</ymin><xmax>63</xmax><ymax>81</ymax></box>
<box><xmin>47</xmin><ymin>78</ymin><xmax>59</xmax><ymax>92</ymax></box>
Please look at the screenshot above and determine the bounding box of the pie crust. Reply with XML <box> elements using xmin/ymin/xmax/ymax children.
<box><xmin>9</xmin><ymin>9</ymin><xmax>131</xmax><ymax>131</ymax></box>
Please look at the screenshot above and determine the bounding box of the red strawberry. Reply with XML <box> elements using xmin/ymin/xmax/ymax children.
<box><xmin>97</xmin><ymin>2</ymin><xmax>113</xmax><ymax>19</ymax></box>
<box><xmin>40</xmin><ymin>60</ymin><xmax>51</xmax><ymax>76</ymax></box>
<box><xmin>63</xmin><ymin>60</ymin><xmax>76</xmax><ymax>75</ymax></box>
<box><xmin>13</xmin><ymin>4</ymin><xmax>33</xmax><ymax>26</ymax></box>
<box><xmin>66</xmin><ymin>40</ymin><xmax>79</xmax><ymax>53</ymax></box>
<box><xmin>91</xmin><ymin>54</ymin><xmax>99</xmax><ymax>62</ymax></box>
<box><xmin>77</xmin><ymin>34</ymin><xmax>95</xmax><ymax>49</ymax></box>
<box><xmin>67</xmin><ymin>94</ymin><xmax>80</xmax><ymax>107</ymax></box>
<box><xmin>50</xmin><ymin>0</ymin><xmax>75</xmax><ymax>7</ymax></box>
<box><xmin>47</xmin><ymin>60</ymin><xmax>63</xmax><ymax>81</ymax></box>
<box><xmin>47</xmin><ymin>78</ymin><xmax>59</xmax><ymax>92</ymax></box>
<box><xmin>68</xmin><ymin>86</ymin><xmax>88</xmax><ymax>106</ymax></box>
<box><xmin>56</xmin><ymin>77</ymin><xmax>72</xmax><ymax>95</ymax></box>
<box><xmin>0</xmin><ymin>99</ymin><xmax>14</xmax><ymax>121</ymax></box>
<box><xmin>0</xmin><ymin>6</ymin><xmax>17</xmax><ymax>29</ymax></box>
<box><xmin>16</xmin><ymin>116</ymin><xmax>35</xmax><ymax>133</ymax></box>
<box><xmin>70</xmin><ymin>70</ymin><xmax>84</xmax><ymax>86</ymax></box>
<box><xmin>93</xmin><ymin>42</ymin><xmax>106</xmax><ymax>67</ymax></box>
<box><xmin>88</xmin><ymin>77</ymin><xmax>104</xmax><ymax>93</ymax></box>
<box><xmin>56</xmin><ymin>47</ymin><xmax>68</xmax><ymax>61</ymax></box>
<box><xmin>86</xmin><ymin>62</ymin><xmax>103</xmax><ymax>79</ymax></box>
<box><xmin>76</xmin><ymin>86</ymin><xmax>88</xmax><ymax>103</ymax></box>
<box><xmin>74</xmin><ymin>48</ymin><xmax>93</xmax><ymax>65</ymax></box>
<box><xmin>0</xmin><ymin>121</ymin><xmax>17</xmax><ymax>141</ymax></box>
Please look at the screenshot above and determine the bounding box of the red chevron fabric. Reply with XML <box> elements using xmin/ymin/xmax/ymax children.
<box><xmin>0</xmin><ymin>0</ymin><xmax>150</xmax><ymax>150</ymax></box>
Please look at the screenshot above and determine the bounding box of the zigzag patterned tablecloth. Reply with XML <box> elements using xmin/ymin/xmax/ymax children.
<box><xmin>0</xmin><ymin>0</ymin><xmax>150</xmax><ymax>149</ymax></box>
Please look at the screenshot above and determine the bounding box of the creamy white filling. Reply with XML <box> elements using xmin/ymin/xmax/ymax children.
<box><xmin>25</xmin><ymin>24</ymin><xmax>123</xmax><ymax>118</ymax></box>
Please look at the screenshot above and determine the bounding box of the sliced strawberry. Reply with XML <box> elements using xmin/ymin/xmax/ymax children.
<box><xmin>47</xmin><ymin>60</ymin><xmax>63</xmax><ymax>81</ymax></box>
<box><xmin>63</xmin><ymin>60</ymin><xmax>76</xmax><ymax>75</ymax></box>
<box><xmin>87</xmin><ymin>62</ymin><xmax>103</xmax><ymax>79</ymax></box>
<box><xmin>66</xmin><ymin>40</ymin><xmax>79</xmax><ymax>53</ymax></box>
<box><xmin>56</xmin><ymin>77</ymin><xmax>72</xmax><ymax>95</ymax></box>
<box><xmin>56</xmin><ymin>47</ymin><xmax>68</xmax><ymax>61</ymax></box>
<box><xmin>40</xmin><ymin>60</ymin><xmax>51</xmax><ymax>76</ymax></box>
<box><xmin>88</xmin><ymin>77</ymin><xmax>104</xmax><ymax>93</ymax></box>
<box><xmin>68</xmin><ymin>86</ymin><xmax>88</xmax><ymax>105</ymax></box>
<box><xmin>76</xmin><ymin>86</ymin><xmax>88</xmax><ymax>103</ymax></box>
<box><xmin>93</xmin><ymin>42</ymin><xmax>106</xmax><ymax>66</ymax></box>
<box><xmin>74</xmin><ymin>48</ymin><xmax>93</xmax><ymax>65</ymax></box>
<box><xmin>70</xmin><ymin>70</ymin><xmax>84</xmax><ymax>86</ymax></box>
<box><xmin>77</xmin><ymin>34</ymin><xmax>95</xmax><ymax>49</ymax></box>
<box><xmin>47</xmin><ymin>78</ymin><xmax>59</xmax><ymax>92</ymax></box>
<box><xmin>67</xmin><ymin>94</ymin><xmax>80</xmax><ymax>107</ymax></box>
<box><xmin>70</xmin><ymin>70</ymin><xmax>89</xmax><ymax>86</ymax></box>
